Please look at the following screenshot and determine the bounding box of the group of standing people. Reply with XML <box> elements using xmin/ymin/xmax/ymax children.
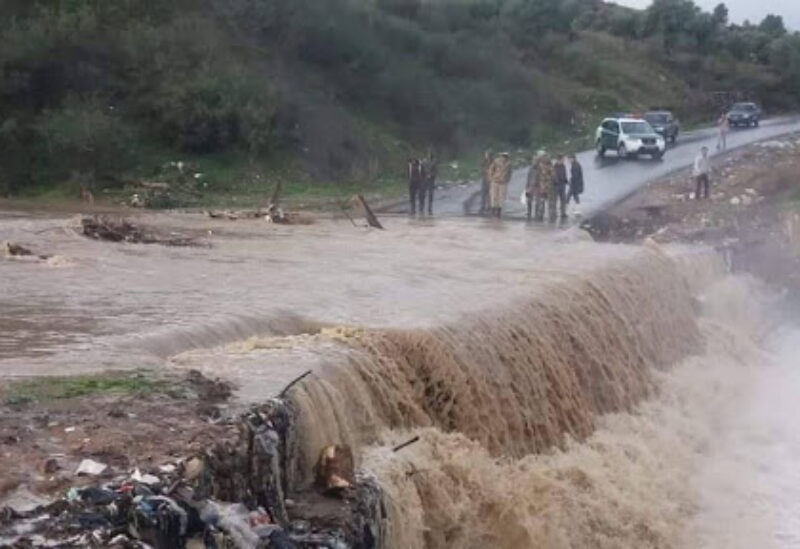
<box><xmin>407</xmin><ymin>153</ymin><xmax>438</xmax><ymax>216</ymax></box>
<box><xmin>524</xmin><ymin>152</ymin><xmax>583</xmax><ymax>222</ymax></box>
<box><xmin>479</xmin><ymin>151</ymin><xmax>583</xmax><ymax>221</ymax></box>
<box><xmin>408</xmin><ymin>149</ymin><xmax>584</xmax><ymax>220</ymax></box>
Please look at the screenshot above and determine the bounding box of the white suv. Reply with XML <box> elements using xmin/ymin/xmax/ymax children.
<box><xmin>595</xmin><ymin>117</ymin><xmax>666</xmax><ymax>159</ymax></box>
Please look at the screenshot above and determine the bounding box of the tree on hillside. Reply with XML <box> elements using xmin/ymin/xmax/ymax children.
<box><xmin>712</xmin><ymin>3</ymin><xmax>728</xmax><ymax>26</ymax></box>
<box><xmin>505</xmin><ymin>0</ymin><xmax>574</xmax><ymax>45</ymax></box>
<box><xmin>769</xmin><ymin>35</ymin><xmax>800</xmax><ymax>91</ymax></box>
<box><xmin>759</xmin><ymin>14</ymin><xmax>786</xmax><ymax>38</ymax></box>
<box><xmin>645</xmin><ymin>0</ymin><xmax>701</xmax><ymax>54</ymax></box>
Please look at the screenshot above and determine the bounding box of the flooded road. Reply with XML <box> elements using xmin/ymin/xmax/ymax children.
<box><xmin>2</xmin><ymin>207</ymin><xmax>798</xmax><ymax>548</ymax></box>
<box><xmin>1</xmin><ymin>211</ymin><xmax>608</xmax><ymax>397</ymax></box>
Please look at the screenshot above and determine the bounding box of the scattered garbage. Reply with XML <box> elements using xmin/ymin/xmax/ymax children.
<box><xmin>1</xmin><ymin>400</ymin><xmax>385</xmax><ymax>548</ymax></box>
<box><xmin>75</xmin><ymin>458</ymin><xmax>108</xmax><ymax>476</ymax></box>
<box><xmin>1</xmin><ymin>486</ymin><xmax>52</xmax><ymax>514</ymax></box>
<box><xmin>131</xmin><ymin>469</ymin><xmax>161</xmax><ymax>486</ymax></box>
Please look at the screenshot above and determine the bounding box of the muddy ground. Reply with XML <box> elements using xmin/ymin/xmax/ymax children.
<box><xmin>584</xmin><ymin>135</ymin><xmax>800</xmax><ymax>295</ymax></box>
<box><xmin>0</xmin><ymin>371</ymin><xmax>235</xmax><ymax>503</ymax></box>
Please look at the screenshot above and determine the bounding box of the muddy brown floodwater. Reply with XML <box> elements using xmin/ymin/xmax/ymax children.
<box><xmin>1</xmin><ymin>208</ymin><xmax>798</xmax><ymax>548</ymax></box>
<box><xmin>1</xmin><ymin>211</ymin><xmax>625</xmax><ymax>394</ymax></box>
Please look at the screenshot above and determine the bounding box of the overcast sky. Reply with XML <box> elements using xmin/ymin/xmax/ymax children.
<box><xmin>614</xmin><ymin>0</ymin><xmax>800</xmax><ymax>30</ymax></box>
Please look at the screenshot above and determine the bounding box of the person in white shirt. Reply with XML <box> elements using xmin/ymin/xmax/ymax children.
<box><xmin>693</xmin><ymin>146</ymin><xmax>711</xmax><ymax>200</ymax></box>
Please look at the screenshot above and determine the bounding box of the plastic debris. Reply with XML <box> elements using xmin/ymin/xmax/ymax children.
<box><xmin>1</xmin><ymin>486</ymin><xmax>51</xmax><ymax>514</ymax></box>
<box><xmin>132</xmin><ymin>468</ymin><xmax>161</xmax><ymax>486</ymax></box>
<box><xmin>75</xmin><ymin>459</ymin><xmax>108</xmax><ymax>476</ymax></box>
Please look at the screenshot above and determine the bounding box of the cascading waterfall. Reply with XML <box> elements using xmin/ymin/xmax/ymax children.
<box><xmin>277</xmin><ymin>246</ymin><xmax>753</xmax><ymax>548</ymax></box>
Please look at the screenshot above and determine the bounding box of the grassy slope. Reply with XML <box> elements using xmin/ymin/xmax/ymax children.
<box><xmin>0</xmin><ymin>1</ymin><xmax>779</xmax><ymax>207</ymax></box>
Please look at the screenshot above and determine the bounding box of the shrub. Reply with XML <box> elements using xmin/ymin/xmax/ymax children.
<box><xmin>31</xmin><ymin>96</ymin><xmax>140</xmax><ymax>189</ymax></box>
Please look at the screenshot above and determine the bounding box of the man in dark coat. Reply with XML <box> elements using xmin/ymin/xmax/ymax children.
<box><xmin>553</xmin><ymin>154</ymin><xmax>569</xmax><ymax>221</ymax></box>
<box><xmin>567</xmin><ymin>153</ymin><xmax>584</xmax><ymax>206</ymax></box>
<box><xmin>421</xmin><ymin>152</ymin><xmax>438</xmax><ymax>215</ymax></box>
<box><xmin>408</xmin><ymin>158</ymin><xmax>424</xmax><ymax>215</ymax></box>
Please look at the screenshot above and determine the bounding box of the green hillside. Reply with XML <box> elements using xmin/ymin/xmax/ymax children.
<box><xmin>1</xmin><ymin>0</ymin><xmax>799</xmax><ymax>203</ymax></box>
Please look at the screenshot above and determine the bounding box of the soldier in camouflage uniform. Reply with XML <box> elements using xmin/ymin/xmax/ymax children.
<box><xmin>534</xmin><ymin>153</ymin><xmax>554</xmax><ymax>222</ymax></box>
<box><xmin>480</xmin><ymin>149</ymin><xmax>492</xmax><ymax>215</ymax></box>
<box><xmin>488</xmin><ymin>152</ymin><xmax>512</xmax><ymax>218</ymax></box>
<box><xmin>525</xmin><ymin>152</ymin><xmax>545</xmax><ymax>220</ymax></box>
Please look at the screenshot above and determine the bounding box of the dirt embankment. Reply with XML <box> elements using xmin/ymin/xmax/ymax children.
<box><xmin>584</xmin><ymin>136</ymin><xmax>800</xmax><ymax>295</ymax></box>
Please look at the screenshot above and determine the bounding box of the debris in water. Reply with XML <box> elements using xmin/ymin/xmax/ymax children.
<box><xmin>352</xmin><ymin>194</ymin><xmax>384</xmax><ymax>230</ymax></box>
<box><xmin>278</xmin><ymin>370</ymin><xmax>313</xmax><ymax>398</ymax></box>
<box><xmin>3</xmin><ymin>241</ymin><xmax>51</xmax><ymax>260</ymax></box>
<box><xmin>206</xmin><ymin>208</ymin><xmax>313</xmax><ymax>225</ymax></box>
<box><xmin>392</xmin><ymin>435</ymin><xmax>421</xmax><ymax>453</ymax></box>
<box><xmin>315</xmin><ymin>445</ymin><xmax>354</xmax><ymax>495</ymax></box>
<box><xmin>80</xmin><ymin>216</ymin><xmax>199</xmax><ymax>247</ymax></box>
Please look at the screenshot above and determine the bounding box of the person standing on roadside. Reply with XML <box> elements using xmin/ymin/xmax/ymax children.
<box><xmin>567</xmin><ymin>153</ymin><xmax>583</xmax><ymax>211</ymax></box>
<box><xmin>422</xmin><ymin>151</ymin><xmax>438</xmax><ymax>216</ymax></box>
<box><xmin>693</xmin><ymin>146</ymin><xmax>711</xmax><ymax>200</ymax></box>
<box><xmin>553</xmin><ymin>154</ymin><xmax>569</xmax><ymax>221</ymax></box>
<box><xmin>407</xmin><ymin>158</ymin><xmax>424</xmax><ymax>215</ymax></box>
<box><xmin>488</xmin><ymin>152</ymin><xmax>512</xmax><ymax>218</ymax></box>
<box><xmin>534</xmin><ymin>153</ymin><xmax>554</xmax><ymax>222</ymax></box>
<box><xmin>480</xmin><ymin>149</ymin><xmax>492</xmax><ymax>215</ymax></box>
<box><xmin>525</xmin><ymin>153</ymin><xmax>541</xmax><ymax>220</ymax></box>
<box><xmin>717</xmin><ymin>112</ymin><xmax>729</xmax><ymax>151</ymax></box>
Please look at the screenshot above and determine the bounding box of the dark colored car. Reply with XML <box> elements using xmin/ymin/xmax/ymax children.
<box><xmin>727</xmin><ymin>102</ymin><xmax>761</xmax><ymax>128</ymax></box>
<box><xmin>644</xmin><ymin>111</ymin><xmax>680</xmax><ymax>143</ymax></box>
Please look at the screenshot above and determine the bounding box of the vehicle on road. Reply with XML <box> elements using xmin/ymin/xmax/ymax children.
<box><xmin>595</xmin><ymin>116</ymin><xmax>666</xmax><ymax>160</ymax></box>
<box><xmin>644</xmin><ymin>110</ymin><xmax>680</xmax><ymax>143</ymax></box>
<box><xmin>727</xmin><ymin>102</ymin><xmax>761</xmax><ymax>128</ymax></box>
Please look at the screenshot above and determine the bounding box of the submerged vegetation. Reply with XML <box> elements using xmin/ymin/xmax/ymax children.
<box><xmin>1</xmin><ymin>0</ymin><xmax>799</xmax><ymax>199</ymax></box>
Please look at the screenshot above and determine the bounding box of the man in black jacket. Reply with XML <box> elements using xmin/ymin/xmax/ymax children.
<box><xmin>408</xmin><ymin>158</ymin><xmax>424</xmax><ymax>215</ymax></box>
<box><xmin>421</xmin><ymin>152</ymin><xmax>438</xmax><ymax>216</ymax></box>
<box><xmin>567</xmin><ymin>154</ymin><xmax>584</xmax><ymax>209</ymax></box>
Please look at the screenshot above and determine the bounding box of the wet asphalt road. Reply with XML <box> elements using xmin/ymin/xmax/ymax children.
<box><xmin>401</xmin><ymin>116</ymin><xmax>800</xmax><ymax>219</ymax></box>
